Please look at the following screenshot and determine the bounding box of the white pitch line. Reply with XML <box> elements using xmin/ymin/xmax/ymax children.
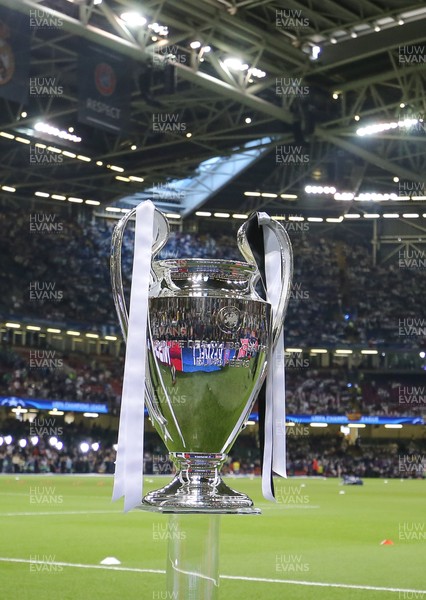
<box><xmin>222</xmin><ymin>574</ymin><xmax>426</xmax><ymax>593</ymax></box>
<box><xmin>0</xmin><ymin>558</ymin><xmax>424</xmax><ymax>594</ymax></box>
<box><xmin>0</xmin><ymin>558</ymin><xmax>164</xmax><ymax>575</ymax></box>
<box><xmin>0</xmin><ymin>510</ymin><xmax>121</xmax><ymax>517</ymax></box>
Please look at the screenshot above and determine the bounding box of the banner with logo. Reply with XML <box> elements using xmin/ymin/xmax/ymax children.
<box><xmin>288</xmin><ymin>414</ymin><xmax>424</xmax><ymax>425</ymax></box>
<box><xmin>78</xmin><ymin>42</ymin><xmax>132</xmax><ymax>133</ymax></box>
<box><xmin>0</xmin><ymin>7</ymin><xmax>30</xmax><ymax>103</ymax></box>
<box><xmin>0</xmin><ymin>396</ymin><xmax>108</xmax><ymax>414</ymax></box>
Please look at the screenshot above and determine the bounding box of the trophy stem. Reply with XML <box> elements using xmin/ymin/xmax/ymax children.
<box><xmin>166</xmin><ymin>514</ymin><xmax>221</xmax><ymax>599</ymax></box>
<box><xmin>141</xmin><ymin>452</ymin><xmax>261</xmax><ymax>514</ymax></box>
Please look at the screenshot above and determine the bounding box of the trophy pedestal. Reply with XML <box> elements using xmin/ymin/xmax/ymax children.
<box><xmin>140</xmin><ymin>452</ymin><xmax>261</xmax><ymax>514</ymax></box>
<box><xmin>166</xmin><ymin>514</ymin><xmax>221</xmax><ymax>599</ymax></box>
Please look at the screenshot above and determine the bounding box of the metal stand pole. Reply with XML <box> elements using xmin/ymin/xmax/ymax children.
<box><xmin>166</xmin><ymin>515</ymin><xmax>221</xmax><ymax>599</ymax></box>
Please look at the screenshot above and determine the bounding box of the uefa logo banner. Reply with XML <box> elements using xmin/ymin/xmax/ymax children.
<box><xmin>78</xmin><ymin>41</ymin><xmax>132</xmax><ymax>134</ymax></box>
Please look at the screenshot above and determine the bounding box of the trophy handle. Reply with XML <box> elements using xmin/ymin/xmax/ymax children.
<box><xmin>110</xmin><ymin>206</ymin><xmax>170</xmax><ymax>431</ymax></box>
<box><xmin>110</xmin><ymin>206</ymin><xmax>169</xmax><ymax>340</ymax></box>
<box><xmin>237</xmin><ymin>213</ymin><xmax>293</xmax><ymax>346</ymax></box>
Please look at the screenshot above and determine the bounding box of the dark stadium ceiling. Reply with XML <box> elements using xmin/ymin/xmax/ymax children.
<box><xmin>0</xmin><ymin>0</ymin><xmax>425</xmax><ymax>219</ymax></box>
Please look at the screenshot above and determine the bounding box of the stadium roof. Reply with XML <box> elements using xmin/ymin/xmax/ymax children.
<box><xmin>0</xmin><ymin>0</ymin><xmax>425</xmax><ymax>220</ymax></box>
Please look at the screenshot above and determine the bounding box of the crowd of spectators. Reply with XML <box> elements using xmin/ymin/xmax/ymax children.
<box><xmin>0</xmin><ymin>346</ymin><xmax>123</xmax><ymax>415</ymax></box>
<box><xmin>1</xmin><ymin>205</ymin><xmax>425</xmax><ymax>349</ymax></box>
<box><xmin>285</xmin><ymin>370</ymin><xmax>425</xmax><ymax>418</ymax></box>
<box><xmin>0</xmin><ymin>418</ymin><xmax>423</xmax><ymax>479</ymax></box>
<box><xmin>1</xmin><ymin>345</ymin><xmax>424</xmax><ymax>418</ymax></box>
<box><xmin>286</xmin><ymin>435</ymin><xmax>425</xmax><ymax>479</ymax></box>
<box><xmin>287</xmin><ymin>230</ymin><xmax>426</xmax><ymax>349</ymax></box>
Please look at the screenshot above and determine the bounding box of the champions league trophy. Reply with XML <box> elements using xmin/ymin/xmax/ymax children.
<box><xmin>110</xmin><ymin>202</ymin><xmax>292</xmax><ymax>513</ymax></box>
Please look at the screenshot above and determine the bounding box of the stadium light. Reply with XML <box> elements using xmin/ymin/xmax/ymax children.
<box><xmin>4</xmin><ymin>435</ymin><xmax>12</xmax><ymax>445</ymax></box>
<box><xmin>80</xmin><ymin>442</ymin><xmax>90</xmax><ymax>453</ymax></box>
<box><xmin>356</xmin><ymin>118</ymin><xmax>423</xmax><ymax>136</ymax></box>
<box><xmin>223</xmin><ymin>57</ymin><xmax>249</xmax><ymax>71</ymax></box>
<box><xmin>305</xmin><ymin>185</ymin><xmax>336</xmax><ymax>194</ymax></box>
<box><xmin>334</xmin><ymin>192</ymin><xmax>354</xmax><ymax>201</ymax></box>
<box><xmin>34</xmin><ymin>122</ymin><xmax>81</xmax><ymax>143</ymax></box>
<box><xmin>311</xmin><ymin>45</ymin><xmax>321</xmax><ymax>60</ymax></box>
<box><xmin>56</xmin><ymin>441</ymin><xmax>63</xmax><ymax>451</ymax></box>
<box><xmin>120</xmin><ymin>12</ymin><xmax>147</xmax><ymax>27</ymax></box>
<box><xmin>310</xmin><ymin>423</ymin><xmax>328</xmax><ymax>428</ymax></box>
<box><xmin>18</xmin><ymin>439</ymin><xmax>27</xmax><ymax>448</ymax></box>
<box><xmin>49</xmin><ymin>436</ymin><xmax>58</xmax><ymax>446</ymax></box>
<box><xmin>91</xmin><ymin>443</ymin><xmax>100</xmax><ymax>451</ymax></box>
<box><xmin>384</xmin><ymin>424</ymin><xmax>403</xmax><ymax>429</ymax></box>
<box><xmin>30</xmin><ymin>436</ymin><xmax>39</xmax><ymax>446</ymax></box>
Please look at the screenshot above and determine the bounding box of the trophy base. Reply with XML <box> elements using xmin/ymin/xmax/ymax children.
<box><xmin>140</xmin><ymin>452</ymin><xmax>261</xmax><ymax>514</ymax></box>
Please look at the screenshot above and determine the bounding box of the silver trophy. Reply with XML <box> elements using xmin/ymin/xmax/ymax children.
<box><xmin>111</xmin><ymin>208</ymin><xmax>292</xmax><ymax>513</ymax></box>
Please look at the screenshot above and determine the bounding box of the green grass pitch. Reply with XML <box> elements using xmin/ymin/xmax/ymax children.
<box><xmin>0</xmin><ymin>475</ymin><xmax>424</xmax><ymax>599</ymax></box>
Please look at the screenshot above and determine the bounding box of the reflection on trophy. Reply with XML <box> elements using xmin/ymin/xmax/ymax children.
<box><xmin>111</xmin><ymin>205</ymin><xmax>292</xmax><ymax>513</ymax></box>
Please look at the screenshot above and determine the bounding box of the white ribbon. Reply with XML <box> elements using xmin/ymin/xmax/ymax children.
<box><xmin>112</xmin><ymin>201</ymin><xmax>155</xmax><ymax>512</ymax></box>
<box><xmin>259</xmin><ymin>213</ymin><xmax>287</xmax><ymax>501</ymax></box>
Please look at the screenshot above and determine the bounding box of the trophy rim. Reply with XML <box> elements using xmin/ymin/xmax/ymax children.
<box><xmin>154</xmin><ymin>258</ymin><xmax>256</xmax><ymax>271</ymax></box>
